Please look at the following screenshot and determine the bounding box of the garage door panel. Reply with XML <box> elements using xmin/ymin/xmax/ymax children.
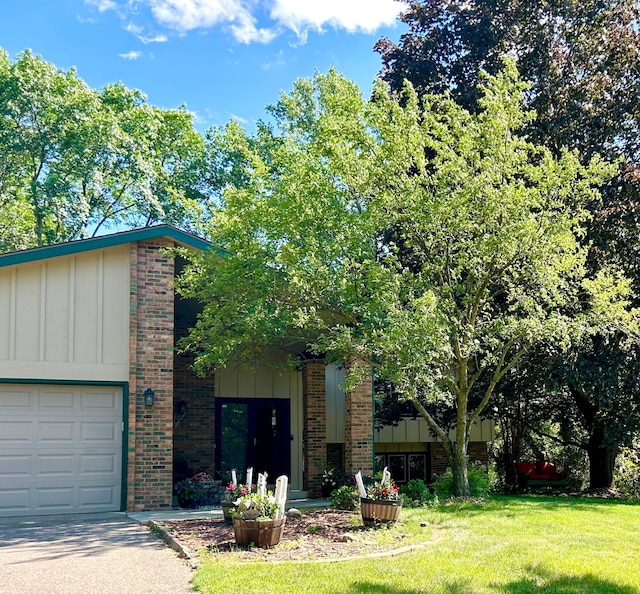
<box><xmin>0</xmin><ymin>487</ymin><xmax>31</xmax><ymax>512</ymax></box>
<box><xmin>82</xmin><ymin>391</ymin><xmax>119</xmax><ymax>410</ymax></box>
<box><xmin>0</xmin><ymin>390</ymin><xmax>32</xmax><ymax>408</ymax></box>
<box><xmin>0</xmin><ymin>455</ymin><xmax>31</xmax><ymax>475</ymax></box>
<box><xmin>0</xmin><ymin>384</ymin><xmax>123</xmax><ymax>517</ymax></box>
<box><xmin>37</xmin><ymin>487</ymin><xmax>75</xmax><ymax>510</ymax></box>
<box><xmin>79</xmin><ymin>485</ymin><xmax>119</xmax><ymax>508</ymax></box>
<box><xmin>80</xmin><ymin>453</ymin><xmax>116</xmax><ymax>474</ymax></box>
<box><xmin>37</xmin><ymin>421</ymin><xmax>76</xmax><ymax>442</ymax></box>
<box><xmin>0</xmin><ymin>421</ymin><xmax>32</xmax><ymax>442</ymax></box>
<box><xmin>80</xmin><ymin>422</ymin><xmax>116</xmax><ymax>442</ymax></box>
<box><xmin>39</xmin><ymin>391</ymin><xmax>74</xmax><ymax>408</ymax></box>
<box><xmin>38</xmin><ymin>454</ymin><xmax>75</xmax><ymax>475</ymax></box>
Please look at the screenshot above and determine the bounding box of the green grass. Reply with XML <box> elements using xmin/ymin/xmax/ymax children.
<box><xmin>192</xmin><ymin>495</ymin><xmax>640</xmax><ymax>593</ymax></box>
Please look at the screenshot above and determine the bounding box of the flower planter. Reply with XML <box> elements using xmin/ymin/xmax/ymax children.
<box><xmin>232</xmin><ymin>517</ymin><xmax>286</xmax><ymax>548</ymax></box>
<box><xmin>360</xmin><ymin>498</ymin><xmax>402</xmax><ymax>527</ymax></box>
<box><xmin>176</xmin><ymin>492</ymin><xmax>199</xmax><ymax>509</ymax></box>
<box><xmin>321</xmin><ymin>483</ymin><xmax>335</xmax><ymax>498</ymax></box>
<box><xmin>221</xmin><ymin>501</ymin><xmax>236</xmax><ymax>525</ymax></box>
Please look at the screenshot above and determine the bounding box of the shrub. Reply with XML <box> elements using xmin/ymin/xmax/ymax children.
<box><xmin>615</xmin><ymin>443</ymin><xmax>640</xmax><ymax>498</ymax></box>
<box><xmin>330</xmin><ymin>485</ymin><xmax>360</xmax><ymax>510</ymax></box>
<box><xmin>433</xmin><ymin>465</ymin><xmax>490</xmax><ymax>499</ymax></box>
<box><xmin>399</xmin><ymin>479</ymin><xmax>434</xmax><ymax>507</ymax></box>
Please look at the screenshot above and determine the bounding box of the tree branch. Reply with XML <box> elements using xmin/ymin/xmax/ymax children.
<box><xmin>407</xmin><ymin>391</ymin><xmax>449</xmax><ymax>443</ymax></box>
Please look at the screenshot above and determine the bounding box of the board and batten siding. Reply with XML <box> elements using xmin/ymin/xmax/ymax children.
<box><xmin>325</xmin><ymin>361</ymin><xmax>346</xmax><ymax>443</ymax></box>
<box><xmin>0</xmin><ymin>246</ymin><xmax>130</xmax><ymax>382</ymax></box>
<box><xmin>375</xmin><ymin>416</ymin><xmax>495</xmax><ymax>443</ymax></box>
<box><xmin>325</xmin><ymin>362</ymin><xmax>494</xmax><ymax>444</ymax></box>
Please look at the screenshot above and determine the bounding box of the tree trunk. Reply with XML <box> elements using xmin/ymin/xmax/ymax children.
<box><xmin>569</xmin><ymin>385</ymin><xmax>617</xmax><ymax>489</ymax></box>
<box><xmin>586</xmin><ymin>426</ymin><xmax>617</xmax><ymax>489</ymax></box>
<box><xmin>448</xmin><ymin>440</ymin><xmax>470</xmax><ymax>497</ymax></box>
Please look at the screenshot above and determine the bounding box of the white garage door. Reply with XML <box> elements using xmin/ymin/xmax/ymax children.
<box><xmin>0</xmin><ymin>384</ymin><xmax>123</xmax><ymax>517</ymax></box>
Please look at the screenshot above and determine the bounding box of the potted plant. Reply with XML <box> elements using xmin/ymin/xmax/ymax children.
<box><xmin>320</xmin><ymin>467</ymin><xmax>341</xmax><ymax>498</ymax></box>
<box><xmin>174</xmin><ymin>477</ymin><xmax>205</xmax><ymax>508</ymax></box>
<box><xmin>221</xmin><ymin>482</ymin><xmax>254</xmax><ymax>524</ymax></box>
<box><xmin>232</xmin><ymin>491</ymin><xmax>285</xmax><ymax>547</ymax></box>
<box><xmin>359</xmin><ymin>470</ymin><xmax>403</xmax><ymax>527</ymax></box>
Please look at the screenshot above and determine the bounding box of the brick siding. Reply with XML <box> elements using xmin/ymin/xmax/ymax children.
<box><xmin>430</xmin><ymin>443</ymin><xmax>450</xmax><ymax>478</ymax></box>
<box><xmin>172</xmin><ymin>324</ymin><xmax>216</xmax><ymax>479</ymax></box>
<box><xmin>127</xmin><ymin>239</ymin><xmax>176</xmax><ymax>511</ymax></box>
<box><xmin>430</xmin><ymin>441</ymin><xmax>490</xmax><ymax>480</ymax></box>
<box><xmin>302</xmin><ymin>360</ymin><xmax>326</xmax><ymax>497</ymax></box>
<box><xmin>344</xmin><ymin>361</ymin><xmax>374</xmax><ymax>477</ymax></box>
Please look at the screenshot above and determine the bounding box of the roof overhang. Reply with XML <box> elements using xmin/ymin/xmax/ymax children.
<box><xmin>0</xmin><ymin>225</ymin><xmax>219</xmax><ymax>268</ymax></box>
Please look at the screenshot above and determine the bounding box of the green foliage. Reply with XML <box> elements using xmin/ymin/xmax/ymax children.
<box><xmin>321</xmin><ymin>467</ymin><xmax>350</xmax><ymax>493</ymax></box>
<box><xmin>434</xmin><ymin>466</ymin><xmax>491</xmax><ymax>499</ymax></box>
<box><xmin>330</xmin><ymin>485</ymin><xmax>360</xmax><ymax>511</ymax></box>
<box><xmin>174</xmin><ymin>477</ymin><xmax>208</xmax><ymax>505</ymax></box>
<box><xmin>364</xmin><ymin>479</ymin><xmax>401</xmax><ymax>502</ymax></box>
<box><xmin>376</xmin><ymin>0</ymin><xmax>640</xmax><ymax>162</ymax></box>
<box><xmin>232</xmin><ymin>492</ymin><xmax>280</xmax><ymax>520</ymax></box>
<box><xmin>615</xmin><ymin>442</ymin><xmax>640</xmax><ymax>498</ymax></box>
<box><xmin>376</xmin><ymin>0</ymin><xmax>640</xmax><ymax>492</ymax></box>
<box><xmin>0</xmin><ymin>47</ymin><xmax>206</xmax><ymax>250</ymax></box>
<box><xmin>398</xmin><ymin>479</ymin><xmax>435</xmax><ymax>507</ymax></box>
<box><xmin>178</xmin><ymin>64</ymin><xmax>626</xmax><ymax>499</ymax></box>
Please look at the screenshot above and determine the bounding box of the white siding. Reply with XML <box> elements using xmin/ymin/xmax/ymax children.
<box><xmin>0</xmin><ymin>247</ymin><xmax>130</xmax><ymax>382</ymax></box>
<box><xmin>325</xmin><ymin>362</ymin><xmax>495</xmax><ymax>444</ymax></box>
<box><xmin>375</xmin><ymin>417</ymin><xmax>495</xmax><ymax>443</ymax></box>
<box><xmin>325</xmin><ymin>362</ymin><xmax>345</xmax><ymax>443</ymax></box>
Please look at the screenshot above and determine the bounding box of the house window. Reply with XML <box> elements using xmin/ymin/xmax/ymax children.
<box><xmin>408</xmin><ymin>454</ymin><xmax>427</xmax><ymax>481</ymax></box>
<box><xmin>388</xmin><ymin>455</ymin><xmax>406</xmax><ymax>483</ymax></box>
<box><xmin>375</xmin><ymin>453</ymin><xmax>428</xmax><ymax>484</ymax></box>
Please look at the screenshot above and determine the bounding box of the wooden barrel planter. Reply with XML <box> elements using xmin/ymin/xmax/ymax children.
<box><xmin>360</xmin><ymin>498</ymin><xmax>402</xmax><ymax>527</ymax></box>
<box><xmin>221</xmin><ymin>501</ymin><xmax>236</xmax><ymax>525</ymax></box>
<box><xmin>232</xmin><ymin>517</ymin><xmax>286</xmax><ymax>548</ymax></box>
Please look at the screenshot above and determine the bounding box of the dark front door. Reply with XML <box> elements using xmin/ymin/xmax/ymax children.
<box><xmin>216</xmin><ymin>398</ymin><xmax>291</xmax><ymax>484</ymax></box>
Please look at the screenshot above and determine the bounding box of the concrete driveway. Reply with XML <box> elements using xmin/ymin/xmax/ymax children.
<box><xmin>0</xmin><ymin>513</ymin><xmax>194</xmax><ymax>594</ymax></box>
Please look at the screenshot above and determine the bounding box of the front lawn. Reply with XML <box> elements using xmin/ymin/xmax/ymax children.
<box><xmin>192</xmin><ymin>495</ymin><xmax>640</xmax><ymax>593</ymax></box>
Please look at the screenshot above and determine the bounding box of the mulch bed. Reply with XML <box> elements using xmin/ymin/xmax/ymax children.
<box><xmin>157</xmin><ymin>509</ymin><xmax>427</xmax><ymax>563</ymax></box>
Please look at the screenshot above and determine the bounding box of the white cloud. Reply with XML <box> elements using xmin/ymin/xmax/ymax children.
<box><xmin>124</xmin><ymin>19</ymin><xmax>168</xmax><ymax>43</ymax></box>
<box><xmin>229</xmin><ymin>112</ymin><xmax>249</xmax><ymax>125</ymax></box>
<box><xmin>87</xmin><ymin>0</ymin><xmax>402</xmax><ymax>45</ymax></box>
<box><xmin>119</xmin><ymin>50</ymin><xmax>143</xmax><ymax>60</ymax></box>
<box><xmin>84</xmin><ymin>0</ymin><xmax>118</xmax><ymax>12</ymax></box>
<box><xmin>229</xmin><ymin>12</ymin><xmax>278</xmax><ymax>44</ymax></box>
<box><xmin>147</xmin><ymin>0</ymin><xmax>236</xmax><ymax>30</ymax></box>
<box><xmin>262</xmin><ymin>49</ymin><xmax>286</xmax><ymax>71</ymax></box>
<box><xmin>146</xmin><ymin>0</ymin><xmax>277</xmax><ymax>43</ymax></box>
<box><xmin>139</xmin><ymin>33</ymin><xmax>169</xmax><ymax>43</ymax></box>
<box><xmin>124</xmin><ymin>22</ymin><xmax>144</xmax><ymax>35</ymax></box>
<box><xmin>270</xmin><ymin>0</ymin><xmax>401</xmax><ymax>36</ymax></box>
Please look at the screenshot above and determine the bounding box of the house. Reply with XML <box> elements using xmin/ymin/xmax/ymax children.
<box><xmin>0</xmin><ymin>225</ymin><xmax>493</xmax><ymax>517</ymax></box>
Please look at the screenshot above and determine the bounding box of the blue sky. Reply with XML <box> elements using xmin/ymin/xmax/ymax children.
<box><xmin>0</xmin><ymin>0</ymin><xmax>408</xmax><ymax>131</ymax></box>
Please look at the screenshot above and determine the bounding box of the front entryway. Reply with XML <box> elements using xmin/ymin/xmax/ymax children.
<box><xmin>216</xmin><ymin>398</ymin><xmax>290</xmax><ymax>483</ymax></box>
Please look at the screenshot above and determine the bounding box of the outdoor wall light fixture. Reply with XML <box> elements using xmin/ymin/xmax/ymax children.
<box><xmin>144</xmin><ymin>388</ymin><xmax>155</xmax><ymax>407</ymax></box>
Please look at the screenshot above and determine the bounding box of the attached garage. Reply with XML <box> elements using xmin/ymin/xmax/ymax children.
<box><xmin>0</xmin><ymin>226</ymin><xmax>215</xmax><ymax>516</ymax></box>
<box><xmin>0</xmin><ymin>383</ymin><xmax>125</xmax><ymax>517</ymax></box>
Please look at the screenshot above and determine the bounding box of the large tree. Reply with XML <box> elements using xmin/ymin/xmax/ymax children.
<box><xmin>376</xmin><ymin>0</ymin><xmax>640</xmax><ymax>488</ymax></box>
<box><xmin>178</xmin><ymin>64</ymin><xmax>624</xmax><ymax>496</ymax></box>
<box><xmin>0</xmin><ymin>49</ymin><xmax>206</xmax><ymax>249</ymax></box>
